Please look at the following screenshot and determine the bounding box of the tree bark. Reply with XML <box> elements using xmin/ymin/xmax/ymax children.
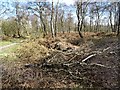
<box><xmin>15</xmin><ymin>2</ymin><xmax>22</xmax><ymax>38</ymax></box>
<box><xmin>109</xmin><ymin>11</ymin><xmax>114</xmax><ymax>32</ymax></box>
<box><xmin>117</xmin><ymin>2</ymin><xmax>120</xmax><ymax>36</ymax></box>
<box><xmin>54</xmin><ymin>1</ymin><xmax>59</xmax><ymax>36</ymax></box>
<box><xmin>50</xmin><ymin>1</ymin><xmax>55</xmax><ymax>38</ymax></box>
<box><xmin>76</xmin><ymin>1</ymin><xmax>83</xmax><ymax>38</ymax></box>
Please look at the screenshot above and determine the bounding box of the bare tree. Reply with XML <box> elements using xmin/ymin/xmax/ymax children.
<box><xmin>76</xmin><ymin>1</ymin><xmax>83</xmax><ymax>38</ymax></box>
<box><xmin>27</xmin><ymin>2</ymin><xmax>48</xmax><ymax>37</ymax></box>
<box><xmin>95</xmin><ymin>3</ymin><xmax>100</xmax><ymax>32</ymax></box>
<box><xmin>89</xmin><ymin>3</ymin><xmax>94</xmax><ymax>32</ymax></box>
<box><xmin>54</xmin><ymin>0</ymin><xmax>59</xmax><ymax>36</ymax></box>
<box><xmin>108</xmin><ymin>6</ymin><xmax>114</xmax><ymax>32</ymax></box>
<box><xmin>117</xmin><ymin>2</ymin><xmax>120</xmax><ymax>36</ymax></box>
<box><xmin>76</xmin><ymin>0</ymin><xmax>89</xmax><ymax>38</ymax></box>
<box><xmin>59</xmin><ymin>9</ymin><xmax>64</xmax><ymax>34</ymax></box>
<box><xmin>50</xmin><ymin>0</ymin><xmax>55</xmax><ymax>38</ymax></box>
<box><xmin>15</xmin><ymin>2</ymin><xmax>22</xmax><ymax>37</ymax></box>
<box><xmin>66</xmin><ymin>11</ymin><xmax>73</xmax><ymax>33</ymax></box>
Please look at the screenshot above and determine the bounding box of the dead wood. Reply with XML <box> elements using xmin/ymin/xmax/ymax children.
<box><xmin>82</xmin><ymin>54</ymin><xmax>97</xmax><ymax>63</ymax></box>
<box><xmin>90</xmin><ymin>63</ymin><xmax>111</xmax><ymax>69</ymax></box>
<box><xmin>103</xmin><ymin>47</ymin><xmax>111</xmax><ymax>52</ymax></box>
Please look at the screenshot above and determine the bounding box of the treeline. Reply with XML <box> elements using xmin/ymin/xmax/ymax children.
<box><xmin>0</xmin><ymin>1</ymin><xmax>120</xmax><ymax>38</ymax></box>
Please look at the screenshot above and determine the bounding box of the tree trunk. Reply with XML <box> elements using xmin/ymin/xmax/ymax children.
<box><xmin>76</xmin><ymin>2</ymin><xmax>83</xmax><ymax>38</ymax></box>
<box><xmin>39</xmin><ymin>12</ymin><xmax>47</xmax><ymax>37</ymax></box>
<box><xmin>117</xmin><ymin>2</ymin><xmax>120</xmax><ymax>36</ymax></box>
<box><xmin>50</xmin><ymin>1</ymin><xmax>55</xmax><ymax>38</ymax></box>
<box><xmin>77</xmin><ymin>20</ymin><xmax>83</xmax><ymax>38</ymax></box>
<box><xmin>109</xmin><ymin>11</ymin><xmax>114</xmax><ymax>32</ymax></box>
<box><xmin>16</xmin><ymin>2</ymin><xmax>21</xmax><ymax>38</ymax></box>
<box><xmin>54</xmin><ymin>1</ymin><xmax>59</xmax><ymax>36</ymax></box>
<box><xmin>90</xmin><ymin>17</ymin><xmax>92</xmax><ymax>32</ymax></box>
<box><xmin>60</xmin><ymin>11</ymin><xmax>64</xmax><ymax>34</ymax></box>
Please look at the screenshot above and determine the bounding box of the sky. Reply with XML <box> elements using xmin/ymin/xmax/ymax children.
<box><xmin>6</xmin><ymin>0</ymin><xmax>120</xmax><ymax>3</ymax></box>
<box><xmin>1</xmin><ymin>0</ymin><xmax>119</xmax><ymax>4</ymax></box>
<box><xmin>47</xmin><ymin>0</ymin><xmax>75</xmax><ymax>5</ymax></box>
<box><xmin>0</xmin><ymin>0</ymin><xmax>117</xmax><ymax>24</ymax></box>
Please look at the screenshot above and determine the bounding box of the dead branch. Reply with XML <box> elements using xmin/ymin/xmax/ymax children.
<box><xmin>90</xmin><ymin>63</ymin><xmax>111</xmax><ymax>68</ymax></box>
<box><xmin>54</xmin><ymin>49</ymin><xmax>81</xmax><ymax>56</ymax></box>
<box><xmin>103</xmin><ymin>47</ymin><xmax>111</xmax><ymax>52</ymax></box>
<box><xmin>68</xmin><ymin>55</ymin><xmax>77</xmax><ymax>62</ymax></box>
<box><xmin>47</xmin><ymin>53</ymin><xmax>59</xmax><ymax>63</ymax></box>
<box><xmin>82</xmin><ymin>54</ymin><xmax>97</xmax><ymax>63</ymax></box>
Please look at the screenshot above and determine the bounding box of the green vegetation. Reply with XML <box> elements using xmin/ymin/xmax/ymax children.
<box><xmin>0</xmin><ymin>41</ymin><xmax>12</xmax><ymax>47</ymax></box>
<box><xmin>0</xmin><ymin>44</ymin><xmax>19</xmax><ymax>59</ymax></box>
<box><xmin>0</xmin><ymin>36</ymin><xmax>26</xmax><ymax>60</ymax></box>
<box><xmin>0</xmin><ymin>38</ymin><xmax>23</xmax><ymax>59</ymax></box>
<box><xmin>1</xmin><ymin>20</ymin><xmax>19</xmax><ymax>37</ymax></box>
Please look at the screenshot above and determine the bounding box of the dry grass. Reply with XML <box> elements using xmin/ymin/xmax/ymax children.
<box><xmin>16</xmin><ymin>39</ymin><xmax>50</xmax><ymax>64</ymax></box>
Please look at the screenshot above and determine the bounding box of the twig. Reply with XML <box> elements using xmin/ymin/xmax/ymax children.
<box><xmin>47</xmin><ymin>53</ymin><xmax>59</xmax><ymax>62</ymax></box>
<box><xmin>82</xmin><ymin>54</ymin><xmax>97</xmax><ymax>63</ymax></box>
<box><xmin>54</xmin><ymin>49</ymin><xmax>80</xmax><ymax>56</ymax></box>
<box><xmin>103</xmin><ymin>47</ymin><xmax>111</xmax><ymax>52</ymax></box>
<box><xmin>68</xmin><ymin>55</ymin><xmax>77</xmax><ymax>62</ymax></box>
<box><xmin>90</xmin><ymin>63</ymin><xmax>111</xmax><ymax>68</ymax></box>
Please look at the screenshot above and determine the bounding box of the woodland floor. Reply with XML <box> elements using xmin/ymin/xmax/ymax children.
<box><xmin>0</xmin><ymin>32</ymin><xmax>120</xmax><ymax>89</ymax></box>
